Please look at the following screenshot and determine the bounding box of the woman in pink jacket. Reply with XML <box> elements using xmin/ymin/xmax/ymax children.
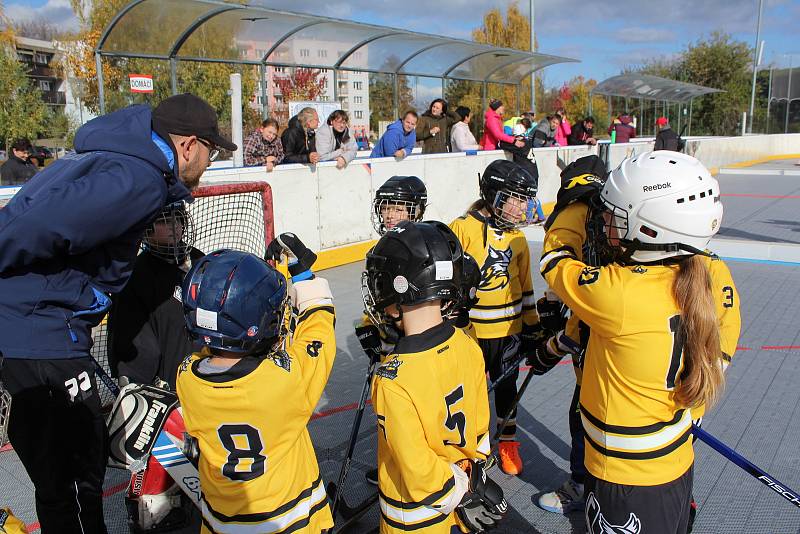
<box><xmin>554</xmin><ymin>108</ymin><xmax>571</xmax><ymax>146</ymax></box>
<box><xmin>481</xmin><ymin>99</ymin><xmax>524</xmax><ymax>150</ymax></box>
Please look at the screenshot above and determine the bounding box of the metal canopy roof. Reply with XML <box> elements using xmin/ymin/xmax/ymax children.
<box><xmin>769</xmin><ymin>68</ymin><xmax>800</xmax><ymax>102</ymax></box>
<box><xmin>591</xmin><ymin>73</ymin><xmax>722</xmax><ymax>102</ymax></box>
<box><xmin>96</xmin><ymin>0</ymin><xmax>578</xmax><ymax>83</ymax></box>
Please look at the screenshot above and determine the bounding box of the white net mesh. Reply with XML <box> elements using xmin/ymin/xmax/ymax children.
<box><xmin>0</xmin><ymin>182</ymin><xmax>273</xmax><ymax>446</ymax></box>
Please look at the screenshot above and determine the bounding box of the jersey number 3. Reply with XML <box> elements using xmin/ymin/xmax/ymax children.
<box><xmin>444</xmin><ymin>385</ymin><xmax>467</xmax><ymax>447</ymax></box>
<box><xmin>218</xmin><ymin>424</ymin><xmax>267</xmax><ymax>481</ymax></box>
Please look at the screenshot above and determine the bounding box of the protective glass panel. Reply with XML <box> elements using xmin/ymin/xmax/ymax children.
<box><xmin>99</xmin><ymin>57</ymin><xmax>171</xmax><ymax>112</ymax></box>
<box><xmin>447</xmin><ymin>51</ymin><xmax>527</xmax><ymax>82</ymax></box>
<box><xmin>399</xmin><ymin>42</ymin><xmax>487</xmax><ymax>78</ymax></box>
<box><xmin>444</xmin><ymin>78</ymin><xmax>483</xmax><ymax>137</ymax></box>
<box><xmin>178</xmin><ymin>8</ymin><xmax>310</xmax><ymax>61</ymax></box>
<box><xmin>368</xmin><ymin>73</ymin><xmax>402</xmax><ymax>137</ymax></box>
<box><xmin>101</xmin><ymin>0</ymin><xmax>215</xmax><ymax>55</ymax></box>
<box><xmin>269</xmin><ymin>22</ymin><xmax>388</xmax><ymax>68</ymax></box>
<box><xmin>770</xmin><ymin>68</ymin><xmax>800</xmax><ymax>101</ymax></box>
<box><xmin>338</xmin><ymin>34</ymin><xmax>442</xmax><ymax>73</ymax></box>
<box><xmin>486</xmin><ymin>82</ymin><xmax>518</xmax><ymax>116</ymax></box>
<box><xmin>404</xmin><ymin>75</ymin><xmax>443</xmax><ymax>113</ymax></box>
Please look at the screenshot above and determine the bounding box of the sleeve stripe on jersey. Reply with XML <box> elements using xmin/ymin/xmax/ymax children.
<box><xmin>469</xmin><ymin>302</ymin><xmax>522</xmax><ymax>321</ymax></box>
<box><xmin>296</xmin><ymin>305</ymin><xmax>335</xmax><ymax>325</ymax></box>
<box><xmin>540</xmin><ymin>247</ymin><xmax>577</xmax><ymax>275</ymax></box>
<box><xmin>380</xmin><ymin>509</ymin><xmax>449</xmax><ymax>531</ymax></box>
<box><xmin>472</xmin><ymin>297</ymin><xmax>524</xmax><ymax>311</ymax></box>
<box><xmin>580</xmin><ymin>403</ymin><xmax>687</xmax><ymax>436</ymax></box>
<box><xmin>378</xmin><ymin>478</ymin><xmax>455</xmax><ymax>510</ymax></box>
<box><xmin>469</xmin><ymin>313</ymin><xmax>522</xmax><ymax>325</ymax></box>
<box><xmin>477</xmin><ymin>432</ymin><xmax>490</xmax><ymax>456</ymax></box>
<box><xmin>721</xmin><ymin>352</ymin><xmax>732</xmax><ymax>362</ymax></box>
<box><xmin>584</xmin><ymin>426</ymin><xmax>693</xmax><ymax>461</ymax></box>
<box><xmin>202</xmin><ymin>475</ymin><xmax>326</xmax><ymax>525</ymax></box>
<box><xmin>580</xmin><ymin>408</ymin><xmax>692</xmax><ymax>452</ymax></box>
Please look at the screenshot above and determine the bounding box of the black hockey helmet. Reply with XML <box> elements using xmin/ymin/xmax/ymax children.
<box><xmin>479</xmin><ymin>159</ymin><xmax>539</xmax><ymax>230</ymax></box>
<box><xmin>372</xmin><ymin>175</ymin><xmax>428</xmax><ymax>235</ymax></box>
<box><xmin>363</xmin><ymin>221</ymin><xmax>462</xmax><ymax>324</ymax></box>
<box><xmin>460</xmin><ymin>253</ymin><xmax>481</xmax><ymax>311</ymax></box>
<box><xmin>142</xmin><ymin>202</ymin><xmax>196</xmax><ymax>263</ymax></box>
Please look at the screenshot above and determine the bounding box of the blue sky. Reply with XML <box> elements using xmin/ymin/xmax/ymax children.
<box><xmin>8</xmin><ymin>0</ymin><xmax>800</xmax><ymax>87</ymax></box>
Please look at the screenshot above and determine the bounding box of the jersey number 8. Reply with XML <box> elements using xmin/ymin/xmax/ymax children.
<box><xmin>218</xmin><ymin>424</ymin><xmax>267</xmax><ymax>481</ymax></box>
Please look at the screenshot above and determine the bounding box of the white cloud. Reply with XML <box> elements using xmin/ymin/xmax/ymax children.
<box><xmin>6</xmin><ymin>0</ymin><xmax>79</xmax><ymax>32</ymax></box>
<box><xmin>617</xmin><ymin>27</ymin><xmax>675</xmax><ymax>44</ymax></box>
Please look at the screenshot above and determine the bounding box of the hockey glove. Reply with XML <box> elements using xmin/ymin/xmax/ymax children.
<box><xmin>355</xmin><ymin>324</ymin><xmax>382</xmax><ymax>364</ymax></box>
<box><xmin>520</xmin><ymin>323</ymin><xmax>549</xmax><ymax>359</ymax></box>
<box><xmin>266</xmin><ymin>233</ymin><xmax>317</xmax><ymax>279</ymax></box>
<box><xmin>536</xmin><ymin>295</ymin><xmax>566</xmax><ymax>333</ymax></box>
<box><xmin>545</xmin><ymin>155</ymin><xmax>607</xmax><ymax>230</ymax></box>
<box><xmin>456</xmin><ymin>460</ymin><xmax>508</xmax><ymax>532</ymax></box>
<box><xmin>527</xmin><ymin>336</ymin><xmax>565</xmax><ymax>375</ymax></box>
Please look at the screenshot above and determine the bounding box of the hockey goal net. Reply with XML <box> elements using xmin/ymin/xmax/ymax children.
<box><xmin>0</xmin><ymin>181</ymin><xmax>274</xmax><ymax>447</ymax></box>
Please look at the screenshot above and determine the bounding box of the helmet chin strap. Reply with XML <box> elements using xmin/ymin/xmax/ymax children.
<box><xmin>618</xmin><ymin>239</ymin><xmax>711</xmax><ymax>264</ymax></box>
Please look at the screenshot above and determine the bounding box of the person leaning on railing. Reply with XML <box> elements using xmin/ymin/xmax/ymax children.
<box><xmin>243</xmin><ymin>118</ymin><xmax>284</xmax><ymax>171</ymax></box>
<box><xmin>316</xmin><ymin>110</ymin><xmax>359</xmax><ymax>169</ymax></box>
<box><xmin>281</xmin><ymin>107</ymin><xmax>320</xmax><ymax>165</ymax></box>
<box><xmin>450</xmin><ymin>106</ymin><xmax>482</xmax><ymax>153</ymax></box>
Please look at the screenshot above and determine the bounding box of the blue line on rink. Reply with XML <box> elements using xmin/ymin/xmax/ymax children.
<box><xmin>721</xmin><ymin>256</ymin><xmax>800</xmax><ymax>266</ymax></box>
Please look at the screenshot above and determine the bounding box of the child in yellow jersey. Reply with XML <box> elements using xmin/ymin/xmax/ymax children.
<box><xmin>177</xmin><ymin>235</ymin><xmax>335</xmax><ymax>534</ymax></box>
<box><xmin>540</xmin><ymin>151</ymin><xmax>735</xmax><ymax>534</ymax></box>
<box><xmin>363</xmin><ymin>220</ymin><xmax>507</xmax><ymax>533</ymax></box>
<box><xmin>449</xmin><ymin>159</ymin><xmax>542</xmax><ymax>476</ymax></box>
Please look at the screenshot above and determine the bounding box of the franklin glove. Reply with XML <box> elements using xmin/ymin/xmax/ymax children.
<box><xmin>527</xmin><ymin>335</ymin><xmax>566</xmax><ymax>375</ymax></box>
<box><xmin>536</xmin><ymin>294</ymin><xmax>566</xmax><ymax>333</ymax></box>
<box><xmin>355</xmin><ymin>324</ymin><xmax>382</xmax><ymax>364</ymax></box>
<box><xmin>545</xmin><ymin>155</ymin><xmax>607</xmax><ymax>230</ymax></box>
<box><xmin>456</xmin><ymin>459</ymin><xmax>508</xmax><ymax>532</ymax></box>
<box><xmin>266</xmin><ymin>233</ymin><xmax>317</xmax><ymax>279</ymax></box>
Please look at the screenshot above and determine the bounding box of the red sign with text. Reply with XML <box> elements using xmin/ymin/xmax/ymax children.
<box><xmin>129</xmin><ymin>74</ymin><xmax>153</xmax><ymax>93</ymax></box>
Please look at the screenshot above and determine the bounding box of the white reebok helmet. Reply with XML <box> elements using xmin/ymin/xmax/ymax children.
<box><xmin>600</xmin><ymin>151</ymin><xmax>723</xmax><ymax>263</ymax></box>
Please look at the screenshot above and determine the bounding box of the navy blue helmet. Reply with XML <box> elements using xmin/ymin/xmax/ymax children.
<box><xmin>182</xmin><ymin>249</ymin><xmax>288</xmax><ymax>354</ymax></box>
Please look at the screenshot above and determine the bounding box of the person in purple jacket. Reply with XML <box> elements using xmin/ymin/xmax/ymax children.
<box><xmin>0</xmin><ymin>93</ymin><xmax>235</xmax><ymax>534</ymax></box>
<box><xmin>370</xmin><ymin>111</ymin><xmax>418</xmax><ymax>159</ymax></box>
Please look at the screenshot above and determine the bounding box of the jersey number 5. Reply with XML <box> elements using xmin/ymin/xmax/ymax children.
<box><xmin>444</xmin><ymin>385</ymin><xmax>467</xmax><ymax>447</ymax></box>
<box><xmin>218</xmin><ymin>424</ymin><xmax>267</xmax><ymax>481</ymax></box>
<box><xmin>666</xmin><ymin>315</ymin><xmax>686</xmax><ymax>389</ymax></box>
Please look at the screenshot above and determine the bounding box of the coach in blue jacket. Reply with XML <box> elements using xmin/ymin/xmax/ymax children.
<box><xmin>0</xmin><ymin>93</ymin><xmax>235</xmax><ymax>534</ymax></box>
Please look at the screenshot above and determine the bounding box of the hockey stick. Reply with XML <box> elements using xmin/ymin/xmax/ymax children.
<box><xmin>491</xmin><ymin>366</ymin><xmax>536</xmax><ymax>443</ymax></box>
<box><xmin>330</xmin><ymin>492</ymin><xmax>379</xmax><ymax>534</ymax></box>
<box><xmin>328</xmin><ymin>325</ymin><xmax>383</xmax><ymax>520</ymax></box>
<box><xmin>487</xmin><ymin>354</ymin><xmax>526</xmax><ymax>394</ymax></box>
<box><xmin>692</xmin><ymin>424</ymin><xmax>800</xmax><ymax>509</ymax></box>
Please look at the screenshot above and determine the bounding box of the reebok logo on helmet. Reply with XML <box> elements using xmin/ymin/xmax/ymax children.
<box><xmin>643</xmin><ymin>182</ymin><xmax>671</xmax><ymax>192</ymax></box>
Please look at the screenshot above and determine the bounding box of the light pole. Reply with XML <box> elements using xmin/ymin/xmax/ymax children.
<box><xmin>747</xmin><ymin>0</ymin><xmax>764</xmax><ymax>133</ymax></box>
<box><xmin>530</xmin><ymin>0</ymin><xmax>535</xmax><ymax>114</ymax></box>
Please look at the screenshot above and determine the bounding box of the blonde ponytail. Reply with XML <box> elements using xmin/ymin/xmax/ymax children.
<box><xmin>672</xmin><ymin>255</ymin><xmax>725</xmax><ymax>409</ymax></box>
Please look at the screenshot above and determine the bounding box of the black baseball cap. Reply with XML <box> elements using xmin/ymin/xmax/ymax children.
<box><xmin>152</xmin><ymin>93</ymin><xmax>237</xmax><ymax>151</ymax></box>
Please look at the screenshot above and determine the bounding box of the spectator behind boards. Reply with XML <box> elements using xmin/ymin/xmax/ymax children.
<box><xmin>282</xmin><ymin>107</ymin><xmax>320</xmax><ymax>164</ymax></box>
<box><xmin>316</xmin><ymin>109</ymin><xmax>359</xmax><ymax>169</ymax></box>
<box><xmin>568</xmin><ymin>116</ymin><xmax>597</xmax><ymax>146</ymax></box>
<box><xmin>370</xmin><ymin>110</ymin><xmax>418</xmax><ymax>160</ymax></box>
<box><xmin>481</xmin><ymin>99</ymin><xmax>525</xmax><ymax>151</ymax></box>
<box><xmin>415</xmin><ymin>98</ymin><xmax>461</xmax><ymax>154</ymax></box>
<box><xmin>243</xmin><ymin>118</ymin><xmax>284</xmax><ymax>170</ymax></box>
<box><xmin>0</xmin><ymin>138</ymin><xmax>37</xmax><ymax>186</ymax></box>
<box><xmin>450</xmin><ymin>106</ymin><xmax>482</xmax><ymax>152</ymax></box>
<box><xmin>554</xmin><ymin>108</ymin><xmax>571</xmax><ymax>147</ymax></box>
<box><xmin>654</xmin><ymin>117</ymin><xmax>680</xmax><ymax>152</ymax></box>
<box><xmin>532</xmin><ymin>115</ymin><xmax>560</xmax><ymax>148</ymax></box>
<box><xmin>0</xmin><ymin>92</ymin><xmax>234</xmax><ymax>534</ymax></box>
<box><xmin>608</xmin><ymin>114</ymin><xmax>636</xmax><ymax>143</ymax></box>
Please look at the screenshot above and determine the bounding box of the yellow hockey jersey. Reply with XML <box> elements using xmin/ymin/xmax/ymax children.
<box><xmin>372</xmin><ymin>322</ymin><xmax>490</xmax><ymax>533</ymax></box>
<box><xmin>450</xmin><ymin>211</ymin><xmax>538</xmax><ymax>339</ymax></box>
<box><xmin>176</xmin><ymin>278</ymin><xmax>336</xmax><ymax>534</ymax></box>
<box><xmin>540</xmin><ymin>203</ymin><xmax>739</xmax><ymax>486</ymax></box>
<box><xmin>542</xmin><ymin>203</ymin><xmax>741</xmax><ymax>397</ymax></box>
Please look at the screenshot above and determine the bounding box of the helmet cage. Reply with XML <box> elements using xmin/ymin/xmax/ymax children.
<box><xmin>142</xmin><ymin>203</ymin><xmax>195</xmax><ymax>263</ymax></box>
<box><xmin>489</xmin><ymin>189</ymin><xmax>540</xmax><ymax>230</ymax></box>
<box><xmin>372</xmin><ymin>198</ymin><xmax>423</xmax><ymax>235</ymax></box>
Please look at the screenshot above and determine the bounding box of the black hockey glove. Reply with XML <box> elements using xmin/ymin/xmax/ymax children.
<box><xmin>355</xmin><ymin>324</ymin><xmax>382</xmax><ymax>364</ymax></box>
<box><xmin>266</xmin><ymin>233</ymin><xmax>317</xmax><ymax>278</ymax></box>
<box><xmin>456</xmin><ymin>460</ymin><xmax>508</xmax><ymax>532</ymax></box>
<box><xmin>527</xmin><ymin>336</ymin><xmax>564</xmax><ymax>376</ymax></box>
<box><xmin>536</xmin><ymin>295</ymin><xmax>566</xmax><ymax>333</ymax></box>
<box><xmin>545</xmin><ymin>155</ymin><xmax>607</xmax><ymax>231</ymax></box>
<box><xmin>520</xmin><ymin>323</ymin><xmax>549</xmax><ymax>359</ymax></box>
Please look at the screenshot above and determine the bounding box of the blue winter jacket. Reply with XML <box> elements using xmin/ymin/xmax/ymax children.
<box><xmin>370</xmin><ymin>120</ymin><xmax>416</xmax><ymax>158</ymax></box>
<box><xmin>0</xmin><ymin>105</ymin><xmax>191</xmax><ymax>360</ymax></box>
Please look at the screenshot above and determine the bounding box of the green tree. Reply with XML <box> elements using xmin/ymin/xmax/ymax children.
<box><xmin>634</xmin><ymin>32</ymin><xmax>752</xmax><ymax>136</ymax></box>
<box><xmin>0</xmin><ymin>49</ymin><xmax>49</xmax><ymax>151</ymax></box>
<box><xmin>368</xmin><ymin>56</ymin><xmax>413</xmax><ymax>134</ymax></box>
